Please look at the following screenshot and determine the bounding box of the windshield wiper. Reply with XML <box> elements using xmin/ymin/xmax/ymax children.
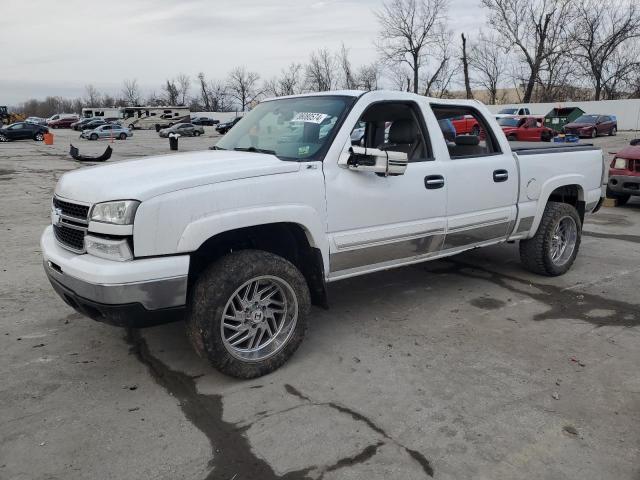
<box><xmin>209</xmin><ymin>145</ymin><xmax>226</xmax><ymax>151</ymax></box>
<box><xmin>233</xmin><ymin>146</ymin><xmax>277</xmax><ymax>155</ymax></box>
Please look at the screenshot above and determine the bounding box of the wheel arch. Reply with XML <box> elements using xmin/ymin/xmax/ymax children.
<box><xmin>529</xmin><ymin>178</ymin><xmax>586</xmax><ymax>236</ymax></box>
<box><xmin>188</xmin><ymin>222</ymin><xmax>328</xmax><ymax>308</ymax></box>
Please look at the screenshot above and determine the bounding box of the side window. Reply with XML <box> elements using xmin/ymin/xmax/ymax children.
<box><xmin>431</xmin><ymin>104</ymin><xmax>501</xmax><ymax>159</ymax></box>
<box><xmin>348</xmin><ymin>102</ymin><xmax>432</xmax><ymax>162</ymax></box>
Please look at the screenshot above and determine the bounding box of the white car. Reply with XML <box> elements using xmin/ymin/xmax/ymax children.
<box><xmin>41</xmin><ymin>90</ymin><xmax>606</xmax><ymax>378</ymax></box>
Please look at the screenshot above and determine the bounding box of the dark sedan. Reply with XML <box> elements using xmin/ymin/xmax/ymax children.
<box><xmin>80</xmin><ymin>119</ymin><xmax>108</xmax><ymax>131</ymax></box>
<box><xmin>72</xmin><ymin>117</ymin><xmax>100</xmax><ymax>131</ymax></box>
<box><xmin>191</xmin><ymin>116</ymin><xmax>219</xmax><ymax>126</ymax></box>
<box><xmin>563</xmin><ymin>114</ymin><xmax>617</xmax><ymax>138</ymax></box>
<box><xmin>0</xmin><ymin>122</ymin><xmax>49</xmax><ymax>142</ymax></box>
<box><xmin>215</xmin><ymin>116</ymin><xmax>242</xmax><ymax>134</ymax></box>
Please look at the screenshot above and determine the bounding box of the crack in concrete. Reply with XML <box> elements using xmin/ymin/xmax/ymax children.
<box><xmin>283</xmin><ymin>384</ymin><xmax>435</xmax><ymax>477</ymax></box>
<box><xmin>127</xmin><ymin>330</ymin><xmax>415</xmax><ymax>479</ymax></box>
<box><xmin>583</xmin><ymin>230</ymin><xmax>640</xmax><ymax>245</ymax></box>
<box><xmin>435</xmin><ymin>260</ymin><xmax>639</xmax><ymax>327</ymax></box>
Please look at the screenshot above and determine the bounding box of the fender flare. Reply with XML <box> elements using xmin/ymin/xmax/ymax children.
<box><xmin>529</xmin><ymin>174</ymin><xmax>586</xmax><ymax>235</ymax></box>
<box><xmin>176</xmin><ymin>205</ymin><xmax>330</xmax><ymax>273</ymax></box>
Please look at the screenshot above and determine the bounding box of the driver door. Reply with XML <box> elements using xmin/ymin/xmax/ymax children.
<box><xmin>324</xmin><ymin>98</ymin><xmax>447</xmax><ymax>279</ymax></box>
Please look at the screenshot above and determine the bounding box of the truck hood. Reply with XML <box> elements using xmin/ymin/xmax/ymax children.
<box><xmin>55</xmin><ymin>150</ymin><xmax>301</xmax><ymax>204</ymax></box>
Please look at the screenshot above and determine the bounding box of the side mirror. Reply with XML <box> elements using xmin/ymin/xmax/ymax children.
<box><xmin>339</xmin><ymin>146</ymin><xmax>408</xmax><ymax>176</ymax></box>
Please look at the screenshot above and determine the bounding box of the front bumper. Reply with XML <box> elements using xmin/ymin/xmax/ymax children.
<box><xmin>608</xmin><ymin>175</ymin><xmax>640</xmax><ymax>196</ymax></box>
<box><xmin>41</xmin><ymin>226</ymin><xmax>189</xmax><ymax>327</ymax></box>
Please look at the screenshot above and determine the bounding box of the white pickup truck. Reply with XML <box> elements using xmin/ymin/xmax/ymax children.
<box><xmin>42</xmin><ymin>91</ymin><xmax>607</xmax><ymax>378</ymax></box>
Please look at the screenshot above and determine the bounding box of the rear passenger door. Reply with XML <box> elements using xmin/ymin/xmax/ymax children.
<box><xmin>431</xmin><ymin>104</ymin><xmax>518</xmax><ymax>251</ymax></box>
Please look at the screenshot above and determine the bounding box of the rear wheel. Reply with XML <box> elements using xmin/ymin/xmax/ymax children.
<box><xmin>186</xmin><ymin>250</ymin><xmax>310</xmax><ymax>379</ymax></box>
<box><xmin>520</xmin><ymin>202</ymin><xmax>582</xmax><ymax>276</ymax></box>
<box><xmin>194</xmin><ymin>130</ymin><xmax>201</xmax><ymax>137</ymax></box>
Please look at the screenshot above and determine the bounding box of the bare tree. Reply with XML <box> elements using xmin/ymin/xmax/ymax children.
<box><xmin>357</xmin><ymin>64</ymin><xmax>380</xmax><ymax>91</ymax></box>
<box><xmin>208</xmin><ymin>80</ymin><xmax>232</xmax><ymax>111</ymax></box>
<box><xmin>84</xmin><ymin>84</ymin><xmax>101</xmax><ymax>106</ymax></box>
<box><xmin>197</xmin><ymin>73</ymin><xmax>212</xmax><ymax>111</ymax></box>
<box><xmin>461</xmin><ymin>34</ymin><xmax>473</xmax><ymax>99</ymax></box>
<box><xmin>468</xmin><ymin>32</ymin><xmax>507</xmax><ymax>104</ymax></box>
<box><xmin>572</xmin><ymin>0</ymin><xmax>640</xmax><ymax>100</ymax></box>
<box><xmin>121</xmin><ymin>79</ymin><xmax>141</xmax><ymax>106</ymax></box>
<box><xmin>227</xmin><ymin>66</ymin><xmax>262</xmax><ymax>111</ymax></box>
<box><xmin>375</xmin><ymin>0</ymin><xmax>449</xmax><ymax>94</ymax></box>
<box><xmin>338</xmin><ymin>43</ymin><xmax>358</xmax><ymax>89</ymax></box>
<box><xmin>421</xmin><ymin>29</ymin><xmax>457</xmax><ymax>97</ymax></box>
<box><xmin>304</xmin><ymin>48</ymin><xmax>337</xmax><ymax>92</ymax></box>
<box><xmin>482</xmin><ymin>0</ymin><xmax>574</xmax><ymax>103</ymax></box>
<box><xmin>175</xmin><ymin>73</ymin><xmax>191</xmax><ymax>105</ymax></box>
<box><xmin>265</xmin><ymin>63</ymin><xmax>303</xmax><ymax>97</ymax></box>
<box><xmin>162</xmin><ymin>79</ymin><xmax>179</xmax><ymax>105</ymax></box>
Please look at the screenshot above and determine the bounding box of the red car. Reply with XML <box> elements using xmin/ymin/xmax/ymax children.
<box><xmin>607</xmin><ymin>143</ymin><xmax>640</xmax><ymax>205</ymax></box>
<box><xmin>499</xmin><ymin>116</ymin><xmax>554</xmax><ymax>142</ymax></box>
<box><xmin>451</xmin><ymin>115</ymin><xmax>480</xmax><ymax>136</ymax></box>
<box><xmin>563</xmin><ymin>114</ymin><xmax>617</xmax><ymax>138</ymax></box>
<box><xmin>47</xmin><ymin>116</ymin><xmax>79</xmax><ymax>129</ymax></box>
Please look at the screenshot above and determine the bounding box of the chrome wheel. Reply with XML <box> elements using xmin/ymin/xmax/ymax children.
<box><xmin>0</xmin><ymin>134</ymin><xmax>7</xmax><ymax>142</ymax></box>
<box><xmin>221</xmin><ymin>275</ymin><xmax>298</xmax><ymax>362</ymax></box>
<box><xmin>550</xmin><ymin>216</ymin><xmax>577</xmax><ymax>266</ymax></box>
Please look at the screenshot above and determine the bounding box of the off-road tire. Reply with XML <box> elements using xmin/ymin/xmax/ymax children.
<box><xmin>519</xmin><ymin>201</ymin><xmax>582</xmax><ymax>276</ymax></box>
<box><xmin>186</xmin><ymin>250</ymin><xmax>311</xmax><ymax>379</ymax></box>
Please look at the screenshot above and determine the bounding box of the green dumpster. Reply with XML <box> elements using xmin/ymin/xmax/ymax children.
<box><xmin>544</xmin><ymin>107</ymin><xmax>585</xmax><ymax>133</ymax></box>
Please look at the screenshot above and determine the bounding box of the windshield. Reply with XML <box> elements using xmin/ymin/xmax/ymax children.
<box><xmin>498</xmin><ymin>108</ymin><xmax>517</xmax><ymax>115</ymax></box>
<box><xmin>498</xmin><ymin>118</ymin><xmax>520</xmax><ymax>127</ymax></box>
<box><xmin>216</xmin><ymin>96</ymin><xmax>353</xmax><ymax>161</ymax></box>
<box><xmin>574</xmin><ymin>115</ymin><xmax>598</xmax><ymax>123</ymax></box>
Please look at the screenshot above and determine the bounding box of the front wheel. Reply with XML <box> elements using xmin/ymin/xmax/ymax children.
<box><xmin>0</xmin><ymin>134</ymin><xmax>8</xmax><ymax>142</ymax></box>
<box><xmin>186</xmin><ymin>250</ymin><xmax>310</xmax><ymax>379</ymax></box>
<box><xmin>34</xmin><ymin>133</ymin><xmax>44</xmax><ymax>141</ymax></box>
<box><xmin>519</xmin><ymin>202</ymin><xmax>582</xmax><ymax>276</ymax></box>
<box><xmin>591</xmin><ymin>128</ymin><xmax>597</xmax><ymax>138</ymax></box>
<box><xmin>610</xmin><ymin>127</ymin><xmax>617</xmax><ymax>136</ymax></box>
<box><xmin>90</xmin><ymin>133</ymin><xmax>98</xmax><ymax>140</ymax></box>
<box><xmin>119</xmin><ymin>133</ymin><xmax>127</xmax><ymax>140</ymax></box>
<box><xmin>194</xmin><ymin>131</ymin><xmax>201</xmax><ymax>136</ymax></box>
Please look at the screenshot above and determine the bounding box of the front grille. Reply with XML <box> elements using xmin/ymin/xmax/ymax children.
<box><xmin>53</xmin><ymin>197</ymin><xmax>90</xmax><ymax>220</ymax></box>
<box><xmin>53</xmin><ymin>224</ymin><xmax>86</xmax><ymax>252</ymax></box>
<box><xmin>52</xmin><ymin>197</ymin><xmax>90</xmax><ymax>252</ymax></box>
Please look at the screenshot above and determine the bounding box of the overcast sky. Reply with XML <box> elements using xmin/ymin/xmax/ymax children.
<box><xmin>2</xmin><ymin>0</ymin><xmax>485</xmax><ymax>105</ymax></box>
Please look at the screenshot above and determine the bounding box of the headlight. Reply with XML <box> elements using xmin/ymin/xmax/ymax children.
<box><xmin>613</xmin><ymin>158</ymin><xmax>627</xmax><ymax>170</ymax></box>
<box><xmin>84</xmin><ymin>235</ymin><xmax>133</xmax><ymax>261</ymax></box>
<box><xmin>90</xmin><ymin>200</ymin><xmax>140</xmax><ymax>225</ymax></box>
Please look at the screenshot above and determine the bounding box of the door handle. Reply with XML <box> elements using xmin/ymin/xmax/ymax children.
<box><xmin>424</xmin><ymin>175</ymin><xmax>445</xmax><ymax>189</ymax></box>
<box><xmin>493</xmin><ymin>169</ymin><xmax>509</xmax><ymax>182</ymax></box>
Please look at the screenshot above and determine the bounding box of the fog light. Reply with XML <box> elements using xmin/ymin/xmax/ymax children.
<box><xmin>84</xmin><ymin>235</ymin><xmax>133</xmax><ymax>261</ymax></box>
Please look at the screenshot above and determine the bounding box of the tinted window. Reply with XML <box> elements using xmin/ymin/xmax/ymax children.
<box><xmin>431</xmin><ymin>104</ymin><xmax>501</xmax><ymax>158</ymax></box>
<box><xmin>574</xmin><ymin>115</ymin><xmax>598</xmax><ymax>123</ymax></box>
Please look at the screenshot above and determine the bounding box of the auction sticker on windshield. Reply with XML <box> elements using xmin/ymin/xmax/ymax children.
<box><xmin>291</xmin><ymin>112</ymin><xmax>328</xmax><ymax>124</ymax></box>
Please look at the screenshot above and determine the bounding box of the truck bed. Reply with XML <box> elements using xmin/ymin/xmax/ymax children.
<box><xmin>510</xmin><ymin>142</ymin><xmax>599</xmax><ymax>156</ymax></box>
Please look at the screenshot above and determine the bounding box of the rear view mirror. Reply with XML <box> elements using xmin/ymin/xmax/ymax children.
<box><xmin>340</xmin><ymin>146</ymin><xmax>408</xmax><ymax>176</ymax></box>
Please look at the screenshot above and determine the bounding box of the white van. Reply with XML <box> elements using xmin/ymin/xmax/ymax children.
<box><xmin>47</xmin><ymin>113</ymin><xmax>78</xmax><ymax>122</ymax></box>
<box><xmin>121</xmin><ymin>107</ymin><xmax>191</xmax><ymax>131</ymax></box>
